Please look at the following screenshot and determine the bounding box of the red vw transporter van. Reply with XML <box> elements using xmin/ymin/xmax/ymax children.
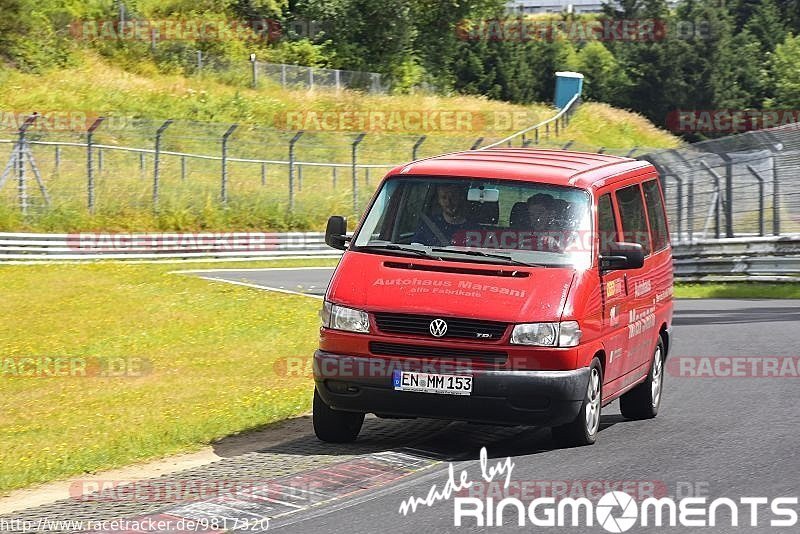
<box><xmin>314</xmin><ymin>148</ymin><xmax>673</xmax><ymax>447</ymax></box>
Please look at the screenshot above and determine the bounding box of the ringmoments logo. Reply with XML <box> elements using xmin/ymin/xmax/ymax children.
<box><xmin>452</xmin><ymin>492</ymin><xmax>799</xmax><ymax>530</ymax></box>
<box><xmin>396</xmin><ymin>448</ymin><xmax>799</xmax><ymax>531</ymax></box>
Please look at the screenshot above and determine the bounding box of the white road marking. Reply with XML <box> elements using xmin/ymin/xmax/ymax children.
<box><xmin>171</xmin><ymin>267</ymin><xmax>335</xmax><ymax>274</ymax></box>
<box><xmin>186</xmin><ymin>275</ymin><xmax>324</xmax><ymax>299</ymax></box>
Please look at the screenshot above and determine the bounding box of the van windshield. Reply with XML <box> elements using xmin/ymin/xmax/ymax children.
<box><xmin>352</xmin><ymin>177</ymin><xmax>593</xmax><ymax>268</ymax></box>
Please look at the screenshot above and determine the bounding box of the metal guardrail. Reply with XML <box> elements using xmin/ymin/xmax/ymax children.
<box><xmin>2</xmin><ymin>233</ymin><xmax>798</xmax><ymax>283</ymax></box>
<box><xmin>672</xmin><ymin>235</ymin><xmax>800</xmax><ymax>282</ymax></box>
<box><xmin>479</xmin><ymin>94</ymin><xmax>582</xmax><ymax>150</ymax></box>
<box><xmin>0</xmin><ymin>232</ymin><xmax>341</xmax><ymax>261</ymax></box>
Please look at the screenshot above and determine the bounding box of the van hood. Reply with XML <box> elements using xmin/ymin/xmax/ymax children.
<box><xmin>327</xmin><ymin>251</ymin><xmax>576</xmax><ymax>323</ymax></box>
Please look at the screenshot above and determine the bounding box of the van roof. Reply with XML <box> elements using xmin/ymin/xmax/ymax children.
<box><xmin>391</xmin><ymin>148</ymin><xmax>654</xmax><ymax>189</ymax></box>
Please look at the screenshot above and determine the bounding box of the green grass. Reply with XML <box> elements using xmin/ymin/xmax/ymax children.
<box><xmin>0</xmin><ymin>259</ymin><xmax>338</xmax><ymax>493</ymax></box>
<box><xmin>0</xmin><ymin>260</ymin><xmax>796</xmax><ymax>493</ymax></box>
<box><xmin>674</xmin><ymin>282</ymin><xmax>800</xmax><ymax>299</ymax></box>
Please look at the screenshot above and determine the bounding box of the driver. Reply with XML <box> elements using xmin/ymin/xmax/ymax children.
<box><xmin>526</xmin><ymin>193</ymin><xmax>562</xmax><ymax>252</ymax></box>
<box><xmin>412</xmin><ymin>183</ymin><xmax>471</xmax><ymax>246</ymax></box>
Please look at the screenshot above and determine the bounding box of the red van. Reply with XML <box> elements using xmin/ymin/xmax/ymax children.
<box><xmin>314</xmin><ymin>148</ymin><xmax>673</xmax><ymax>447</ymax></box>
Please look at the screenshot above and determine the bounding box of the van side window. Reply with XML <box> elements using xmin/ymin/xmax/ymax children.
<box><xmin>642</xmin><ymin>179</ymin><xmax>670</xmax><ymax>252</ymax></box>
<box><xmin>615</xmin><ymin>184</ymin><xmax>651</xmax><ymax>256</ymax></box>
<box><xmin>597</xmin><ymin>194</ymin><xmax>617</xmax><ymax>255</ymax></box>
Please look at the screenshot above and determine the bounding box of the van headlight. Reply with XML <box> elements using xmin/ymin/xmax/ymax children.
<box><xmin>320</xmin><ymin>301</ymin><xmax>370</xmax><ymax>333</ymax></box>
<box><xmin>510</xmin><ymin>321</ymin><xmax>582</xmax><ymax>347</ymax></box>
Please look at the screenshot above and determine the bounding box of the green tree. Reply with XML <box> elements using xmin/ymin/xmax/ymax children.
<box><xmin>295</xmin><ymin>0</ymin><xmax>417</xmax><ymax>77</ymax></box>
<box><xmin>743</xmin><ymin>0</ymin><xmax>786</xmax><ymax>54</ymax></box>
<box><xmin>0</xmin><ymin>0</ymin><xmax>25</xmax><ymax>61</ymax></box>
<box><xmin>774</xmin><ymin>0</ymin><xmax>800</xmax><ymax>34</ymax></box>
<box><xmin>770</xmin><ymin>33</ymin><xmax>800</xmax><ymax>107</ymax></box>
<box><xmin>568</xmin><ymin>41</ymin><xmax>630</xmax><ymax>104</ymax></box>
<box><xmin>0</xmin><ymin>0</ymin><xmax>72</xmax><ymax>71</ymax></box>
<box><xmin>409</xmin><ymin>0</ymin><xmax>505</xmax><ymax>91</ymax></box>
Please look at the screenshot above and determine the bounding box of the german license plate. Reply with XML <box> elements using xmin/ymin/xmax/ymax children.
<box><xmin>392</xmin><ymin>370</ymin><xmax>473</xmax><ymax>396</ymax></box>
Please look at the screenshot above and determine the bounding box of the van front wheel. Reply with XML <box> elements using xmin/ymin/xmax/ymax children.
<box><xmin>552</xmin><ymin>358</ymin><xmax>602</xmax><ymax>448</ymax></box>
<box><xmin>313</xmin><ymin>387</ymin><xmax>365</xmax><ymax>443</ymax></box>
<box><xmin>620</xmin><ymin>337</ymin><xmax>665</xmax><ymax>420</ymax></box>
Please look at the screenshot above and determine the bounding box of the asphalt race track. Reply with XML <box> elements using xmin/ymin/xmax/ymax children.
<box><xmin>3</xmin><ymin>268</ymin><xmax>798</xmax><ymax>533</ymax></box>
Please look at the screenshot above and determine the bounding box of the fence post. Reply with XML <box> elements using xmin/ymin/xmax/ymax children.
<box><xmin>298</xmin><ymin>164</ymin><xmax>303</xmax><ymax>191</ymax></box>
<box><xmin>196</xmin><ymin>50</ymin><xmax>203</xmax><ymax>74</ymax></box>
<box><xmin>335</xmin><ymin>69</ymin><xmax>341</xmax><ymax>92</ymax></box>
<box><xmin>756</xmin><ymin>130</ymin><xmax>783</xmax><ymax>236</ymax></box>
<box><xmin>54</xmin><ymin>145</ymin><xmax>60</xmax><ymax>174</ymax></box>
<box><xmin>412</xmin><ymin>135</ymin><xmax>426</xmax><ymax>160</ymax></box>
<box><xmin>181</xmin><ymin>156</ymin><xmax>186</xmax><ymax>181</ymax></box>
<box><xmin>250</xmin><ymin>54</ymin><xmax>258</xmax><ymax>88</ymax></box>
<box><xmin>288</xmin><ymin>130</ymin><xmax>304</xmax><ymax>211</ymax></box>
<box><xmin>332</xmin><ymin>166</ymin><xmax>337</xmax><ymax>188</ymax></box>
<box><xmin>16</xmin><ymin>114</ymin><xmax>38</xmax><ymax>216</ymax></box>
<box><xmin>470</xmin><ymin>137</ymin><xmax>484</xmax><ymax>150</ymax></box>
<box><xmin>153</xmin><ymin>119</ymin><xmax>173</xmax><ymax>212</ymax></box>
<box><xmin>745</xmin><ymin>165</ymin><xmax>766</xmax><ymax>237</ymax></box>
<box><xmin>261</xmin><ymin>162</ymin><xmax>267</xmax><ymax>186</ymax></box>
<box><xmin>352</xmin><ymin>133</ymin><xmax>366</xmax><ymax>214</ymax></box>
<box><xmin>97</xmin><ymin>148</ymin><xmax>103</xmax><ymax>174</ymax></box>
<box><xmin>687</xmin><ymin>178</ymin><xmax>694</xmax><ymax>244</ymax></box>
<box><xmin>700</xmin><ymin>161</ymin><xmax>722</xmax><ymax>239</ymax></box>
<box><xmin>86</xmin><ymin>117</ymin><xmax>105</xmax><ymax>214</ymax></box>
<box><xmin>663</xmin><ymin>174</ymin><xmax>683</xmax><ymax>241</ymax></box>
<box><xmin>221</xmin><ymin>123</ymin><xmax>238</xmax><ymax>204</ymax></box>
<box><xmin>721</xmin><ymin>155</ymin><xmax>734</xmax><ymax>238</ymax></box>
<box><xmin>652</xmin><ymin>161</ymin><xmax>682</xmax><ymax>241</ymax></box>
<box><xmin>308</xmin><ymin>68</ymin><xmax>314</xmax><ymax>90</ymax></box>
<box><xmin>562</xmin><ymin>140</ymin><xmax>574</xmax><ymax>150</ymax></box>
<box><xmin>140</xmin><ymin>152</ymin><xmax>145</xmax><ymax>178</ymax></box>
<box><xmin>772</xmin><ymin>159</ymin><xmax>780</xmax><ymax>236</ymax></box>
<box><xmin>281</xmin><ymin>64</ymin><xmax>287</xmax><ymax>87</ymax></box>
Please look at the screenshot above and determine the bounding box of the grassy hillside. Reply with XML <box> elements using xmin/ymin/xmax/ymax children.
<box><xmin>0</xmin><ymin>52</ymin><xmax>681</xmax><ymax>232</ymax></box>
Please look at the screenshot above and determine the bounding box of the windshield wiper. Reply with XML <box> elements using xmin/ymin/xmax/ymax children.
<box><xmin>429</xmin><ymin>248</ymin><xmax>540</xmax><ymax>267</ymax></box>
<box><xmin>354</xmin><ymin>244</ymin><xmax>440</xmax><ymax>259</ymax></box>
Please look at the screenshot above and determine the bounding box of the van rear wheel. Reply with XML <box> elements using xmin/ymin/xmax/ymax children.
<box><xmin>620</xmin><ymin>337</ymin><xmax>665</xmax><ymax>420</ymax></box>
<box><xmin>313</xmin><ymin>387</ymin><xmax>364</xmax><ymax>443</ymax></box>
<box><xmin>552</xmin><ymin>358</ymin><xmax>602</xmax><ymax>448</ymax></box>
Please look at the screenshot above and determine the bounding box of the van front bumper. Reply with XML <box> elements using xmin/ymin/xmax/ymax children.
<box><xmin>313</xmin><ymin>351</ymin><xmax>590</xmax><ymax>427</ymax></box>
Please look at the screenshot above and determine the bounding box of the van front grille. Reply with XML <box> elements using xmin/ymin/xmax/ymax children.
<box><xmin>373</xmin><ymin>312</ymin><xmax>508</xmax><ymax>340</ymax></box>
<box><xmin>369</xmin><ymin>341</ymin><xmax>507</xmax><ymax>364</ymax></box>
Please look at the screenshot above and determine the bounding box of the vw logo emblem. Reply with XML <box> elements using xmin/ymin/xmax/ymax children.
<box><xmin>429</xmin><ymin>319</ymin><xmax>448</xmax><ymax>337</ymax></box>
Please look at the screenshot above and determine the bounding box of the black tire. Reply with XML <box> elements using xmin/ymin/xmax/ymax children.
<box><xmin>312</xmin><ymin>387</ymin><xmax>364</xmax><ymax>443</ymax></box>
<box><xmin>620</xmin><ymin>337</ymin><xmax>665</xmax><ymax>420</ymax></box>
<box><xmin>552</xmin><ymin>357</ymin><xmax>602</xmax><ymax>448</ymax></box>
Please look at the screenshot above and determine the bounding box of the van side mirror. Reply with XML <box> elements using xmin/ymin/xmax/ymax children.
<box><xmin>599</xmin><ymin>242</ymin><xmax>644</xmax><ymax>271</ymax></box>
<box><xmin>325</xmin><ymin>216</ymin><xmax>348</xmax><ymax>250</ymax></box>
